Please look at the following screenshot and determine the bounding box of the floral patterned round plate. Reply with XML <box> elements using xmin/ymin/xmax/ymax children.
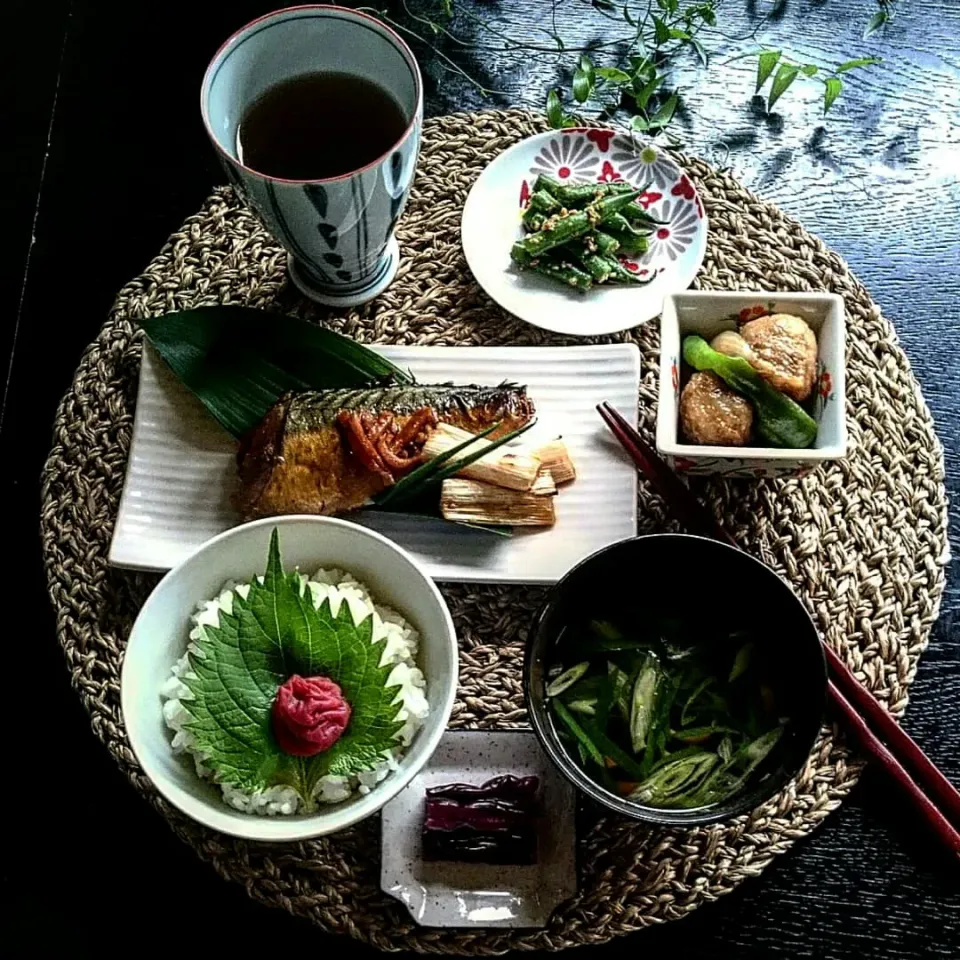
<box><xmin>461</xmin><ymin>129</ymin><xmax>708</xmax><ymax>336</ymax></box>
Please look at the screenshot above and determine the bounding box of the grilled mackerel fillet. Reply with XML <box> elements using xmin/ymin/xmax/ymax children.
<box><xmin>236</xmin><ymin>383</ymin><xmax>535</xmax><ymax>518</ymax></box>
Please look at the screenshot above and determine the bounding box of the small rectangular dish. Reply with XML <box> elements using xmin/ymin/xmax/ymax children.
<box><xmin>380</xmin><ymin>729</ymin><xmax>577</xmax><ymax>928</ymax></box>
<box><xmin>657</xmin><ymin>290</ymin><xmax>846</xmax><ymax>478</ymax></box>
<box><xmin>109</xmin><ymin>342</ymin><xmax>641</xmax><ymax>582</ymax></box>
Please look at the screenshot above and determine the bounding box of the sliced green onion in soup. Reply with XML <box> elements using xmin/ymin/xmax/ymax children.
<box><xmin>629</xmin><ymin>751</ymin><xmax>718</xmax><ymax>804</ymax></box>
<box><xmin>629</xmin><ymin>654</ymin><xmax>661</xmax><ymax>753</ymax></box>
<box><xmin>546</xmin><ymin>661</ymin><xmax>590</xmax><ymax>697</ymax></box>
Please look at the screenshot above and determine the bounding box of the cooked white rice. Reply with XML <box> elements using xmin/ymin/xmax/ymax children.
<box><xmin>159</xmin><ymin>567</ymin><xmax>429</xmax><ymax>816</ymax></box>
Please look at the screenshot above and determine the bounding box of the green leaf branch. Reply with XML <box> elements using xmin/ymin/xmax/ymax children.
<box><xmin>751</xmin><ymin>50</ymin><xmax>882</xmax><ymax>114</ymax></box>
<box><xmin>370</xmin><ymin>1</ymin><xmax>890</xmax><ymax>135</ymax></box>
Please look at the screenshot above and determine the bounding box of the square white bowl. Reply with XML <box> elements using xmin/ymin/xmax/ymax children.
<box><xmin>657</xmin><ymin>291</ymin><xmax>847</xmax><ymax>478</ymax></box>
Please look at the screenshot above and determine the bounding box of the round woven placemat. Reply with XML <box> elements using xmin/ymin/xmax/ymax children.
<box><xmin>41</xmin><ymin>109</ymin><xmax>948</xmax><ymax>953</ymax></box>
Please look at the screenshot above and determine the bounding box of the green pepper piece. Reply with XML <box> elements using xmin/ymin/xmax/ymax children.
<box><xmin>682</xmin><ymin>335</ymin><xmax>818</xmax><ymax>448</ymax></box>
<box><xmin>510</xmin><ymin>241</ymin><xmax>532</xmax><ymax>265</ymax></box>
<box><xmin>603</xmin><ymin>230</ymin><xmax>649</xmax><ymax>257</ymax></box>
<box><xmin>522</xmin><ymin>206</ymin><xmax>546</xmax><ymax>231</ymax></box>
<box><xmin>528</xmin><ymin>258</ymin><xmax>593</xmax><ymax>291</ymax></box>
<box><xmin>516</xmin><ymin>191</ymin><xmax>641</xmax><ymax>258</ymax></box>
<box><xmin>605</xmin><ymin>212</ymin><xmax>653</xmax><ymax>238</ymax></box>
<box><xmin>532</xmin><ymin>174</ymin><xmax>566</xmax><ymax>199</ymax></box>
<box><xmin>533</xmin><ymin>178</ymin><xmax>635</xmax><ymax>208</ymax></box>
<box><xmin>592</xmin><ymin>230</ymin><xmax>620</xmax><ymax>256</ymax></box>
<box><xmin>528</xmin><ymin>189</ymin><xmax>562</xmax><ymax>215</ymax></box>
<box><xmin>620</xmin><ymin>203</ymin><xmax>667</xmax><ymax>227</ymax></box>
<box><xmin>552</xmin><ymin>699</ymin><xmax>605</xmax><ymax>765</ymax></box>
<box><xmin>566</xmin><ymin>239</ymin><xmax>616</xmax><ymax>283</ymax></box>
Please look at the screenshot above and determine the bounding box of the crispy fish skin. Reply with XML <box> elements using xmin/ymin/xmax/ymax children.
<box><xmin>236</xmin><ymin>384</ymin><xmax>535</xmax><ymax>519</ymax></box>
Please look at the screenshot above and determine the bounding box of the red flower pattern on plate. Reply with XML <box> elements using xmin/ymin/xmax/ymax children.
<box><xmin>633</xmin><ymin>196</ymin><xmax>699</xmax><ymax>265</ymax></box>
<box><xmin>673</xmin><ymin>456</ymin><xmax>696</xmax><ymax>472</ymax></box>
<box><xmin>819</xmin><ymin>371</ymin><xmax>833</xmax><ymax>400</ymax></box>
<box><xmin>670</xmin><ymin>359</ymin><xmax>680</xmax><ymax>395</ymax></box>
<box><xmin>529</xmin><ymin>134</ymin><xmax>599</xmax><ymax>181</ymax></box>
<box><xmin>598</xmin><ymin>160</ymin><xmax>623</xmax><ymax>183</ymax></box>
<box><xmin>519</xmin><ymin>179</ymin><xmax>530</xmax><ymax>208</ymax></box>
<box><xmin>671</xmin><ymin>174</ymin><xmax>696</xmax><ymax>201</ymax></box>
<box><xmin>587</xmin><ymin>129</ymin><xmax>615</xmax><ymax>151</ymax></box>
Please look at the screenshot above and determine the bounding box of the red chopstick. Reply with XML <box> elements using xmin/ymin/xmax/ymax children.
<box><xmin>597</xmin><ymin>401</ymin><xmax>960</xmax><ymax>854</ymax></box>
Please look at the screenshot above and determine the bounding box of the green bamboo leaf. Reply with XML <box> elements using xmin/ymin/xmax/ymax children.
<box><xmin>767</xmin><ymin>63</ymin><xmax>801</xmax><ymax>111</ymax></box>
<box><xmin>634</xmin><ymin>73</ymin><xmax>665</xmax><ymax>109</ymax></box>
<box><xmin>689</xmin><ymin>36</ymin><xmax>709</xmax><ymax>67</ymax></box>
<box><xmin>579</xmin><ymin>54</ymin><xmax>596</xmax><ymax>86</ymax></box>
<box><xmin>755</xmin><ymin>50</ymin><xmax>781</xmax><ymax>92</ymax></box>
<box><xmin>546</xmin><ymin>88</ymin><xmax>564</xmax><ymax>128</ymax></box>
<box><xmin>863</xmin><ymin>9</ymin><xmax>887</xmax><ymax>38</ymax></box>
<box><xmin>573</xmin><ymin>67</ymin><xmax>592</xmax><ymax>103</ymax></box>
<box><xmin>139</xmin><ymin>307</ymin><xmax>413</xmax><ymax>439</ymax></box>
<box><xmin>800</xmin><ymin>64</ymin><xmax>818</xmax><ymax>77</ymax></box>
<box><xmin>649</xmin><ymin>92</ymin><xmax>679</xmax><ymax>128</ymax></box>
<box><xmin>836</xmin><ymin>56</ymin><xmax>882</xmax><ymax>73</ymax></box>
<box><xmin>823</xmin><ymin>76</ymin><xmax>843</xmax><ymax>113</ymax></box>
<box><xmin>623</xmin><ymin>3</ymin><xmax>635</xmax><ymax>25</ymax></box>
<box><xmin>653</xmin><ymin>15</ymin><xmax>670</xmax><ymax>45</ymax></box>
<box><xmin>630</xmin><ymin>114</ymin><xmax>651</xmax><ymax>132</ymax></box>
<box><xmin>596</xmin><ymin>66</ymin><xmax>632</xmax><ymax>84</ymax></box>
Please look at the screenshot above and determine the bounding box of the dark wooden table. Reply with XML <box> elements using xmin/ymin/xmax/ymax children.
<box><xmin>5</xmin><ymin>1</ymin><xmax>958</xmax><ymax>956</ymax></box>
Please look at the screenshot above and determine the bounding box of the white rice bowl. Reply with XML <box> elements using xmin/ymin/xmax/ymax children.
<box><xmin>160</xmin><ymin>567</ymin><xmax>429</xmax><ymax>816</ymax></box>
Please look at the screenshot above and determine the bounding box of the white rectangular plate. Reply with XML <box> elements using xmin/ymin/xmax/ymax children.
<box><xmin>380</xmin><ymin>730</ymin><xmax>577</xmax><ymax>928</ymax></box>
<box><xmin>109</xmin><ymin>342</ymin><xmax>640</xmax><ymax>582</ymax></box>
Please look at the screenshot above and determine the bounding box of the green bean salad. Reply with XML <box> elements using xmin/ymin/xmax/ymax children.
<box><xmin>510</xmin><ymin>177</ymin><xmax>663</xmax><ymax>292</ymax></box>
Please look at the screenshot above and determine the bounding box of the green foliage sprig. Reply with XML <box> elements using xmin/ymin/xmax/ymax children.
<box><xmin>752</xmin><ymin>51</ymin><xmax>882</xmax><ymax>115</ymax></box>
<box><xmin>372</xmin><ymin>1</ymin><xmax>887</xmax><ymax>135</ymax></box>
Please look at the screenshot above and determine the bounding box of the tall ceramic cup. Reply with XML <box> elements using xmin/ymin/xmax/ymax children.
<box><xmin>201</xmin><ymin>6</ymin><xmax>423</xmax><ymax>307</ymax></box>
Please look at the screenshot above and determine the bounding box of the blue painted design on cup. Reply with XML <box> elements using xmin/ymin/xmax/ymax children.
<box><xmin>200</xmin><ymin>6</ymin><xmax>423</xmax><ymax>304</ymax></box>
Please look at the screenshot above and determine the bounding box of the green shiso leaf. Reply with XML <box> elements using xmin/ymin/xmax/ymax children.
<box><xmin>180</xmin><ymin>528</ymin><xmax>405</xmax><ymax>808</ymax></box>
<box><xmin>139</xmin><ymin>306</ymin><xmax>414</xmax><ymax>439</ymax></box>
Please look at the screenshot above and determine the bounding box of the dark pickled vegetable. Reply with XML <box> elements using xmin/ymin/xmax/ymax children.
<box><xmin>422</xmin><ymin>775</ymin><xmax>540</xmax><ymax>865</ymax></box>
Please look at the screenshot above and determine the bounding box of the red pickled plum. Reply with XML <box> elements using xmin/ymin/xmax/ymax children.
<box><xmin>272</xmin><ymin>674</ymin><xmax>351</xmax><ymax>757</ymax></box>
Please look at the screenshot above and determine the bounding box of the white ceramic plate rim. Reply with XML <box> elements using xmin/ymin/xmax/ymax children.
<box><xmin>120</xmin><ymin>514</ymin><xmax>458</xmax><ymax>842</ymax></box>
<box><xmin>461</xmin><ymin>129</ymin><xmax>708</xmax><ymax>337</ymax></box>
